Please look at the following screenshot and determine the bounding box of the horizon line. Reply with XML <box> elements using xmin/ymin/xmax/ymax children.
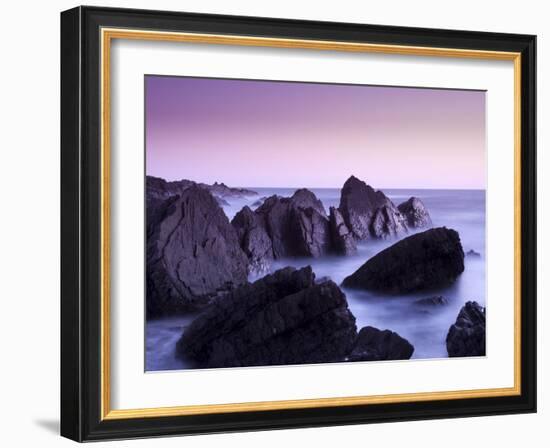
<box><xmin>146</xmin><ymin>174</ymin><xmax>485</xmax><ymax>192</ymax></box>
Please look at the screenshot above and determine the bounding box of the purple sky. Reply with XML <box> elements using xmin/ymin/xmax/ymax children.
<box><xmin>145</xmin><ymin>76</ymin><xmax>486</xmax><ymax>189</ymax></box>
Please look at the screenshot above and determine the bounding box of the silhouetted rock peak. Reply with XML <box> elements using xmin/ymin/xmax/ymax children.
<box><xmin>339</xmin><ymin>175</ymin><xmax>406</xmax><ymax>240</ymax></box>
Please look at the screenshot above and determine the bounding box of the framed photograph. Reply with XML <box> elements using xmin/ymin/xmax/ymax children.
<box><xmin>60</xmin><ymin>6</ymin><xmax>536</xmax><ymax>442</ymax></box>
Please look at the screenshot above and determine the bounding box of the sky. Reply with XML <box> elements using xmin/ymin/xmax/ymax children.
<box><xmin>145</xmin><ymin>75</ymin><xmax>486</xmax><ymax>189</ymax></box>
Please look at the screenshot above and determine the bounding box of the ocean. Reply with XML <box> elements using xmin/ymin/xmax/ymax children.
<box><xmin>145</xmin><ymin>188</ymin><xmax>486</xmax><ymax>371</ymax></box>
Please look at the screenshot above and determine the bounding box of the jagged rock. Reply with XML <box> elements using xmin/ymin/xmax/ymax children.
<box><xmin>146</xmin><ymin>175</ymin><xmax>257</xmax><ymax>202</ymax></box>
<box><xmin>146</xmin><ymin>175</ymin><xmax>193</xmax><ymax>200</ymax></box>
<box><xmin>252</xmin><ymin>196</ymin><xmax>268</xmax><ymax>208</ymax></box>
<box><xmin>466</xmin><ymin>249</ymin><xmax>481</xmax><ymax>258</ymax></box>
<box><xmin>231</xmin><ymin>206</ymin><xmax>273</xmax><ymax>275</ymax></box>
<box><xmin>291</xmin><ymin>206</ymin><xmax>331</xmax><ymax>257</ymax></box>
<box><xmin>370</xmin><ymin>203</ymin><xmax>408</xmax><ymax>239</ymax></box>
<box><xmin>176</xmin><ymin>266</ymin><xmax>358</xmax><ymax>368</ymax></box>
<box><xmin>342</xmin><ymin>227</ymin><xmax>465</xmax><ymax>293</ymax></box>
<box><xmin>414</xmin><ymin>296</ymin><xmax>449</xmax><ymax>306</ymax></box>
<box><xmin>146</xmin><ymin>186</ymin><xmax>249</xmax><ymax>317</ymax></box>
<box><xmin>338</xmin><ymin>175</ymin><xmax>407</xmax><ymax>240</ymax></box>
<box><xmin>290</xmin><ymin>188</ymin><xmax>327</xmax><ymax>218</ymax></box>
<box><xmin>398</xmin><ymin>197</ymin><xmax>432</xmax><ymax>228</ymax></box>
<box><xmin>348</xmin><ymin>326</ymin><xmax>414</xmax><ymax>361</ymax></box>
<box><xmin>329</xmin><ymin>207</ymin><xmax>357</xmax><ymax>255</ymax></box>
<box><xmin>254</xmin><ymin>189</ymin><xmax>330</xmax><ymax>258</ymax></box>
<box><xmin>207</xmin><ymin>181</ymin><xmax>257</xmax><ymax>198</ymax></box>
<box><xmin>446</xmin><ymin>301</ymin><xmax>486</xmax><ymax>357</ymax></box>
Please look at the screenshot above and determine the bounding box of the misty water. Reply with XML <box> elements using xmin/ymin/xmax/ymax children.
<box><xmin>146</xmin><ymin>188</ymin><xmax>485</xmax><ymax>371</ymax></box>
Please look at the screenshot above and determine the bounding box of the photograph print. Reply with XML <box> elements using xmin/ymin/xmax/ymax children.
<box><xmin>145</xmin><ymin>75</ymin><xmax>487</xmax><ymax>372</ymax></box>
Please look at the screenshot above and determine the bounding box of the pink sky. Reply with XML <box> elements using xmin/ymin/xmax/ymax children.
<box><xmin>146</xmin><ymin>76</ymin><xmax>486</xmax><ymax>189</ymax></box>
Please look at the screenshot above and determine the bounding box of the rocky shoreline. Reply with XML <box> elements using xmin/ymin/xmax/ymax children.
<box><xmin>146</xmin><ymin>174</ymin><xmax>485</xmax><ymax>366</ymax></box>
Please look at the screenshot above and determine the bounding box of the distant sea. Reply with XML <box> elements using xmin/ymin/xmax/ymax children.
<box><xmin>146</xmin><ymin>188</ymin><xmax>486</xmax><ymax>371</ymax></box>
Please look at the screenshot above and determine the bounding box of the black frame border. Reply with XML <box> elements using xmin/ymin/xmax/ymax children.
<box><xmin>61</xmin><ymin>6</ymin><xmax>536</xmax><ymax>442</ymax></box>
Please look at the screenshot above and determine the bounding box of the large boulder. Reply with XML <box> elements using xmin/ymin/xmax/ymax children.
<box><xmin>176</xmin><ymin>266</ymin><xmax>358</xmax><ymax>368</ymax></box>
<box><xmin>446</xmin><ymin>301</ymin><xmax>486</xmax><ymax>357</ymax></box>
<box><xmin>338</xmin><ymin>175</ymin><xmax>407</xmax><ymax>240</ymax></box>
<box><xmin>342</xmin><ymin>227</ymin><xmax>465</xmax><ymax>293</ymax></box>
<box><xmin>329</xmin><ymin>206</ymin><xmax>357</xmax><ymax>255</ymax></box>
<box><xmin>146</xmin><ymin>186</ymin><xmax>249</xmax><ymax>317</ymax></box>
<box><xmin>398</xmin><ymin>197</ymin><xmax>432</xmax><ymax>228</ymax></box>
<box><xmin>347</xmin><ymin>326</ymin><xmax>414</xmax><ymax>361</ymax></box>
<box><xmin>231</xmin><ymin>206</ymin><xmax>273</xmax><ymax>275</ymax></box>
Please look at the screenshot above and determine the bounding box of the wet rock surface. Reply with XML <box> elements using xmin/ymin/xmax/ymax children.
<box><xmin>146</xmin><ymin>186</ymin><xmax>249</xmax><ymax>317</ymax></box>
<box><xmin>397</xmin><ymin>197</ymin><xmax>432</xmax><ymax>228</ymax></box>
<box><xmin>176</xmin><ymin>266</ymin><xmax>358</xmax><ymax>368</ymax></box>
<box><xmin>446</xmin><ymin>301</ymin><xmax>486</xmax><ymax>357</ymax></box>
<box><xmin>231</xmin><ymin>206</ymin><xmax>273</xmax><ymax>275</ymax></box>
<box><xmin>348</xmin><ymin>326</ymin><xmax>414</xmax><ymax>361</ymax></box>
<box><xmin>342</xmin><ymin>227</ymin><xmax>465</xmax><ymax>293</ymax></box>
<box><xmin>329</xmin><ymin>207</ymin><xmax>357</xmax><ymax>255</ymax></box>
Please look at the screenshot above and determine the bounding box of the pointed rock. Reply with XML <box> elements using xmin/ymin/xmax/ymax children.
<box><xmin>338</xmin><ymin>175</ymin><xmax>408</xmax><ymax>240</ymax></box>
<box><xmin>398</xmin><ymin>197</ymin><xmax>432</xmax><ymax>228</ymax></box>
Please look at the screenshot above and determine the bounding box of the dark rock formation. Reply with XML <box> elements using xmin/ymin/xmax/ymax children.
<box><xmin>466</xmin><ymin>249</ymin><xmax>481</xmax><ymax>258</ymax></box>
<box><xmin>146</xmin><ymin>175</ymin><xmax>257</xmax><ymax>202</ymax></box>
<box><xmin>342</xmin><ymin>227</ymin><xmax>465</xmax><ymax>293</ymax></box>
<box><xmin>348</xmin><ymin>326</ymin><xmax>414</xmax><ymax>361</ymax></box>
<box><xmin>291</xmin><ymin>206</ymin><xmax>331</xmax><ymax>257</ymax></box>
<box><xmin>398</xmin><ymin>197</ymin><xmax>432</xmax><ymax>228</ymax></box>
<box><xmin>251</xmin><ymin>189</ymin><xmax>330</xmax><ymax>258</ymax></box>
<box><xmin>146</xmin><ymin>186</ymin><xmax>249</xmax><ymax>317</ymax></box>
<box><xmin>207</xmin><ymin>181</ymin><xmax>257</xmax><ymax>198</ymax></box>
<box><xmin>446</xmin><ymin>301</ymin><xmax>486</xmax><ymax>357</ymax></box>
<box><xmin>414</xmin><ymin>295</ymin><xmax>449</xmax><ymax>306</ymax></box>
<box><xmin>329</xmin><ymin>207</ymin><xmax>357</xmax><ymax>255</ymax></box>
<box><xmin>370</xmin><ymin>203</ymin><xmax>408</xmax><ymax>239</ymax></box>
<box><xmin>252</xmin><ymin>196</ymin><xmax>268</xmax><ymax>208</ymax></box>
<box><xmin>338</xmin><ymin>175</ymin><xmax>407</xmax><ymax>240</ymax></box>
<box><xmin>176</xmin><ymin>266</ymin><xmax>358</xmax><ymax>368</ymax></box>
<box><xmin>231</xmin><ymin>206</ymin><xmax>273</xmax><ymax>275</ymax></box>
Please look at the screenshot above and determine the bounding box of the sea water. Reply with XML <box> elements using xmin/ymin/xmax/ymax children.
<box><xmin>146</xmin><ymin>188</ymin><xmax>485</xmax><ymax>371</ymax></box>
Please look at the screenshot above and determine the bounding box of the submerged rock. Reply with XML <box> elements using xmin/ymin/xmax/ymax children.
<box><xmin>176</xmin><ymin>266</ymin><xmax>358</xmax><ymax>368</ymax></box>
<box><xmin>342</xmin><ymin>227</ymin><xmax>465</xmax><ymax>293</ymax></box>
<box><xmin>466</xmin><ymin>249</ymin><xmax>481</xmax><ymax>258</ymax></box>
<box><xmin>398</xmin><ymin>197</ymin><xmax>432</xmax><ymax>228</ymax></box>
<box><xmin>446</xmin><ymin>301</ymin><xmax>486</xmax><ymax>357</ymax></box>
<box><xmin>329</xmin><ymin>207</ymin><xmax>357</xmax><ymax>255</ymax></box>
<box><xmin>348</xmin><ymin>326</ymin><xmax>414</xmax><ymax>361</ymax></box>
<box><xmin>146</xmin><ymin>186</ymin><xmax>249</xmax><ymax>317</ymax></box>
<box><xmin>414</xmin><ymin>296</ymin><xmax>449</xmax><ymax>306</ymax></box>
